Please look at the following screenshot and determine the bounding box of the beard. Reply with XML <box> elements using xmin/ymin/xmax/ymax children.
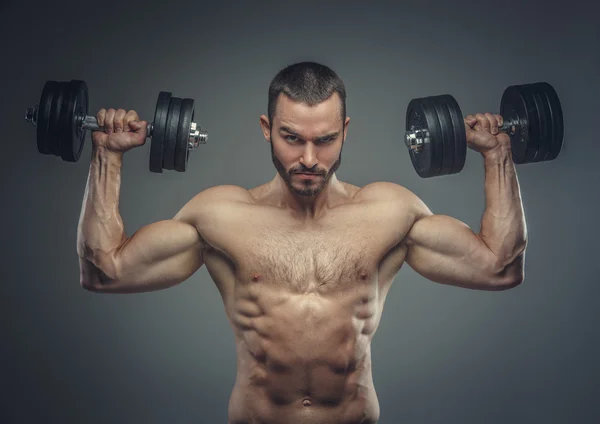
<box><xmin>270</xmin><ymin>135</ymin><xmax>343</xmax><ymax>197</ymax></box>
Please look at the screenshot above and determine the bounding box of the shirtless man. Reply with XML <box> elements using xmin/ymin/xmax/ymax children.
<box><xmin>77</xmin><ymin>62</ymin><xmax>527</xmax><ymax>423</ymax></box>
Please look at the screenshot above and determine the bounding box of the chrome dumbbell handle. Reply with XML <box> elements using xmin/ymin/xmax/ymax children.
<box><xmin>25</xmin><ymin>106</ymin><xmax>208</xmax><ymax>149</ymax></box>
<box><xmin>404</xmin><ymin>118</ymin><xmax>520</xmax><ymax>153</ymax></box>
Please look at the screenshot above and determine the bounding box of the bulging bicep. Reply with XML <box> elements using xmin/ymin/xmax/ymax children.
<box><xmin>93</xmin><ymin>219</ymin><xmax>205</xmax><ymax>293</ymax></box>
<box><xmin>405</xmin><ymin>214</ymin><xmax>500</xmax><ymax>290</ymax></box>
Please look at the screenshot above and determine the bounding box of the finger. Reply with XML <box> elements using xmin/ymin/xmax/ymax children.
<box><xmin>104</xmin><ymin>109</ymin><xmax>116</xmax><ymax>133</ymax></box>
<box><xmin>96</xmin><ymin>108</ymin><xmax>107</xmax><ymax>128</ymax></box>
<box><xmin>464</xmin><ymin>115</ymin><xmax>477</xmax><ymax>128</ymax></box>
<box><xmin>485</xmin><ymin>112</ymin><xmax>498</xmax><ymax>134</ymax></box>
<box><xmin>114</xmin><ymin>109</ymin><xmax>127</xmax><ymax>133</ymax></box>
<box><xmin>495</xmin><ymin>114</ymin><xmax>503</xmax><ymax>128</ymax></box>
<box><xmin>475</xmin><ymin>113</ymin><xmax>489</xmax><ymax>131</ymax></box>
<box><xmin>124</xmin><ymin>110</ymin><xmax>140</xmax><ymax>132</ymax></box>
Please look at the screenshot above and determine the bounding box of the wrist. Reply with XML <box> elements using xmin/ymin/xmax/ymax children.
<box><xmin>92</xmin><ymin>145</ymin><xmax>124</xmax><ymax>166</ymax></box>
<box><xmin>482</xmin><ymin>143</ymin><xmax>512</xmax><ymax>162</ymax></box>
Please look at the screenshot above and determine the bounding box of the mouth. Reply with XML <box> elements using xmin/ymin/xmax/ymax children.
<box><xmin>295</xmin><ymin>173</ymin><xmax>320</xmax><ymax>179</ymax></box>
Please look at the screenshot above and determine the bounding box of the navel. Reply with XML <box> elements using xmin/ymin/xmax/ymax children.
<box><xmin>302</xmin><ymin>397</ymin><xmax>312</xmax><ymax>407</ymax></box>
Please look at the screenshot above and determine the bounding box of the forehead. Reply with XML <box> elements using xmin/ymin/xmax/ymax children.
<box><xmin>273</xmin><ymin>93</ymin><xmax>342</xmax><ymax>134</ymax></box>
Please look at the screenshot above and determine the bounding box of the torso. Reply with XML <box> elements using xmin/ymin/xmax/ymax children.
<box><xmin>195</xmin><ymin>181</ymin><xmax>415</xmax><ymax>424</ymax></box>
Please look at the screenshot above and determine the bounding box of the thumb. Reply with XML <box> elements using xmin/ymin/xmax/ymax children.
<box><xmin>129</xmin><ymin>120</ymin><xmax>146</xmax><ymax>130</ymax></box>
<box><xmin>129</xmin><ymin>120</ymin><xmax>148</xmax><ymax>145</ymax></box>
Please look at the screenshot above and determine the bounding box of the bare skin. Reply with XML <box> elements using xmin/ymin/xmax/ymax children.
<box><xmin>78</xmin><ymin>93</ymin><xmax>527</xmax><ymax>423</ymax></box>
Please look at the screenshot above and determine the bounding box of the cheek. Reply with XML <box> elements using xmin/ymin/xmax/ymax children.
<box><xmin>272</xmin><ymin>145</ymin><xmax>297</xmax><ymax>167</ymax></box>
<box><xmin>275</xmin><ymin>147</ymin><xmax>296</xmax><ymax>163</ymax></box>
<box><xmin>323</xmin><ymin>147</ymin><xmax>341</xmax><ymax>164</ymax></box>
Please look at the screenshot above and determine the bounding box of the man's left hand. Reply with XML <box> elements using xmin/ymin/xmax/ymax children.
<box><xmin>464</xmin><ymin>113</ymin><xmax>511</xmax><ymax>156</ymax></box>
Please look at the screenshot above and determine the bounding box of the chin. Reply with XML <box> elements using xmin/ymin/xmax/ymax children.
<box><xmin>292</xmin><ymin>182</ymin><xmax>327</xmax><ymax>197</ymax></box>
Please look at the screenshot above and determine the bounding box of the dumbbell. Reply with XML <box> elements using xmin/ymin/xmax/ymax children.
<box><xmin>25</xmin><ymin>80</ymin><xmax>208</xmax><ymax>173</ymax></box>
<box><xmin>404</xmin><ymin>82</ymin><xmax>564</xmax><ymax>178</ymax></box>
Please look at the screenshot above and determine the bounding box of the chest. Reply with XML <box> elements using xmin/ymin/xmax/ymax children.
<box><xmin>201</xmin><ymin>199</ymin><xmax>412</xmax><ymax>293</ymax></box>
<box><xmin>242</xmin><ymin>226</ymin><xmax>378</xmax><ymax>290</ymax></box>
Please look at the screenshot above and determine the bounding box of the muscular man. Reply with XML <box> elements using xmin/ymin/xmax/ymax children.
<box><xmin>77</xmin><ymin>62</ymin><xmax>527</xmax><ymax>424</ymax></box>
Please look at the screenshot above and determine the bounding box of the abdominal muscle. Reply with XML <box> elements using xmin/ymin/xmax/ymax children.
<box><xmin>226</xmin><ymin>282</ymin><xmax>382</xmax><ymax>424</ymax></box>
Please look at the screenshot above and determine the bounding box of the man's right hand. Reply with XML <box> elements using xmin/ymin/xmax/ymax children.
<box><xmin>92</xmin><ymin>108</ymin><xmax>148</xmax><ymax>154</ymax></box>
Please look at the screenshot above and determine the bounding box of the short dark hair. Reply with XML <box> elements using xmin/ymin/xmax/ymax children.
<box><xmin>267</xmin><ymin>61</ymin><xmax>346</xmax><ymax>127</ymax></box>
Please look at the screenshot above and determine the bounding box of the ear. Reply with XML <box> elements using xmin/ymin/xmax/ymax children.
<box><xmin>259</xmin><ymin>115</ymin><xmax>272</xmax><ymax>143</ymax></box>
<box><xmin>343</xmin><ymin>116</ymin><xmax>350</xmax><ymax>141</ymax></box>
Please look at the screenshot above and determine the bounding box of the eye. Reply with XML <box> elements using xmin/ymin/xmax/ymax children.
<box><xmin>284</xmin><ymin>135</ymin><xmax>299</xmax><ymax>142</ymax></box>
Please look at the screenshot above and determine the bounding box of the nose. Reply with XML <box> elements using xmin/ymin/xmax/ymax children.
<box><xmin>300</xmin><ymin>144</ymin><xmax>318</xmax><ymax>169</ymax></box>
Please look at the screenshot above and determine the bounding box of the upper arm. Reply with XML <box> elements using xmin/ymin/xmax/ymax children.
<box><xmin>105</xmin><ymin>218</ymin><xmax>205</xmax><ymax>293</ymax></box>
<box><xmin>379</xmin><ymin>184</ymin><xmax>506</xmax><ymax>290</ymax></box>
<box><xmin>405</xmin><ymin>211</ymin><xmax>504</xmax><ymax>290</ymax></box>
<box><xmin>84</xmin><ymin>185</ymin><xmax>246</xmax><ymax>294</ymax></box>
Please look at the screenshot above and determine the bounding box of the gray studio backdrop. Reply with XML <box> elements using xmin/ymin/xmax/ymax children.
<box><xmin>1</xmin><ymin>0</ymin><xmax>599</xmax><ymax>423</ymax></box>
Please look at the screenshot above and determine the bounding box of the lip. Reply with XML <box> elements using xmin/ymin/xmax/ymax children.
<box><xmin>295</xmin><ymin>173</ymin><xmax>320</xmax><ymax>179</ymax></box>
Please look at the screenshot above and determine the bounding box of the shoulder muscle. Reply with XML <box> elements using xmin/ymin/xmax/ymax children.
<box><xmin>356</xmin><ymin>181</ymin><xmax>431</xmax><ymax>214</ymax></box>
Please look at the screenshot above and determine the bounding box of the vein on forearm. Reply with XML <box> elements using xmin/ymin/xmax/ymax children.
<box><xmin>478</xmin><ymin>148</ymin><xmax>528</xmax><ymax>271</ymax></box>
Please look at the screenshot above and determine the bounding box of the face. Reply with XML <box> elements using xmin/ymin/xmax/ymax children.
<box><xmin>261</xmin><ymin>93</ymin><xmax>350</xmax><ymax>197</ymax></box>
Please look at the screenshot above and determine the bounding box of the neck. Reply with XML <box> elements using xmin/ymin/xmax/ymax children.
<box><xmin>270</xmin><ymin>173</ymin><xmax>341</xmax><ymax>220</ymax></box>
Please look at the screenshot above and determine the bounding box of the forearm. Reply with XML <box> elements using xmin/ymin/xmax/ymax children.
<box><xmin>76</xmin><ymin>146</ymin><xmax>127</xmax><ymax>277</ymax></box>
<box><xmin>478</xmin><ymin>145</ymin><xmax>527</xmax><ymax>277</ymax></box>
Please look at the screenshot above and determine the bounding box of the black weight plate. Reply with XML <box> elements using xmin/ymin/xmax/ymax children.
<box><xmin>58</xmin><ymin>80</ymin><xmax>89</xmax><ymax>162</ymax></box>
<box><xmin>71</xmin><ymin>80</ymin><xmax>88</xmax><ymax>162</ymax></box>
<box><xmin>149</xmin><ymin>91</ymin><xmax>172</xmax><ymax>173</ymax></box>
<box><xmin>47</xmin><ymin>82</ymin><xmax>68</xmax><ymax>157</ymax></box>
<box><xmin>515</xmin><ymin>84</ymin><xmax>543</xmax><ymax>163</ymax></box>
<box><xmin>500</xmin><ymin>86</ymin><xmax>530</xmax><ymax>164</ymax></box>
<box><xmin>439</xmin><ymin>94</ymin><xmax>466</xmax><ymax>175</ymax></box>
<box><xmin>405</xmin><ymin>99</ymin><xmax>432</xmax><ymax>178</ymax></box>
<box><xmin>175</xmin><ymin>98</ymin><xmax>194</xmax><ymax>172</ymax></box>
<box><xmin>58</xmin><ymin>81</ymin><xmax>76</xmax><ymax>161</ymax></box>
<box><xmin>516</xmin><ymin>85</ymin><xmax>540</xmax><ymax>163</ymax></box>
<box><xmin>526</xmin><ymin>84</ymin><xmax>552</xmax><ymax>163</ymax></box>
<box><xmin>531</xmin><ymin>83</ymin><xmax>556</xmax><ymax>163</ymax></box>
<box><xmin>406</xmin><ymin>98</ymin><xmax>437</xmax><ymax>178</ymax></box>
<box><xmin>37</xmin><ymin>81</ymin><xmax>58</xmax><ymax>155</ymax></box>
<box><xmin>534</xmin><ymin>82</ymin><xmax>563</xmax><ymax>161</ymax></box>
<box><xmin>430</xmin><ymin>96</ymin><xmax>454</xmax><ymax>177</ymax></box>
<box><xmin>185</xmin><ymin>109</ymin><xmax>195</xmax><ymax>171</ymax></box>
<box><xmin>162</xmin><ymin>97</ymin><xmax>182</xmax><ymax>170</ymax></box>
<box><xmin>421</xmin><ymin>98</ymin><xmax>444</xmax><ymax>177</ymax></box>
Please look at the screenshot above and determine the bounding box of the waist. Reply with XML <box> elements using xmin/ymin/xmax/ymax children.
<box><xmin>228</xmin><ymin>370</ymin><xmax>380</xmax><ymax>424</ymax></box>
<box><xmin>235</xmin><ymin>338</ymin><xmax>373</xmax><ymax>402</ymax></box>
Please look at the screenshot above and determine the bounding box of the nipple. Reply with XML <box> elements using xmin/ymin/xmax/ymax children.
<box><xmin>251</xmin><ymin>273</ymin><xmax>261</xmax><ymax>282</ymax></box>
<box><xmin>359</xmin><ymin>270</ymin><xmax>369</xmax><ymax>280</ymax></box>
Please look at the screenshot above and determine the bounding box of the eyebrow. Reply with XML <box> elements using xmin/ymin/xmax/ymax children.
<box><xmin>279</xmin><ymin>126</ymin><xmax>340</xmax><ymax>140</ymax></box>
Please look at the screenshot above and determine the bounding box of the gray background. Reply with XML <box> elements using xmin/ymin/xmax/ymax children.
<box><xmin>1</xmin><ymin>0</ymin><xmax>599</xmax><ymax>423</ymax></box>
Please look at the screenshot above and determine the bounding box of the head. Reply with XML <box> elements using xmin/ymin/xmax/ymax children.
<box><xmin>260</xmin><ymin>61</ymin><xmax>350</xmax><ymax>197</ymax></box>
